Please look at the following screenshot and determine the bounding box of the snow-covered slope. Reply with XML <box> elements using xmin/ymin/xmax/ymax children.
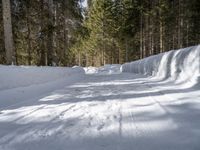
<box><xmin>122</xmin><ymin>45</ymin><xmax>200</xmax><ymax>86</ymax></box>
<box><xmin>0</xmin><ymin>63</ymin><xmax>200</xmax><ymax>150</ymax></box>
<box><xmin>0</xmin><ymin>65</ymin><xmax>85</xmax><ymax>91</ymax></box>
<box><xmin>84</xmin><ymin>64</ymin><xmax>121</xmax><ymax>75</ymax></box>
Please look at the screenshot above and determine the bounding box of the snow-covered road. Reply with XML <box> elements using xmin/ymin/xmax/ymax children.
<box><xmin>0</xmin><ymin>71</ymin><xmax>200</xmax><ymax>150</ymax></box>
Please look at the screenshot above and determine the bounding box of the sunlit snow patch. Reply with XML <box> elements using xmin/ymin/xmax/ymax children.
<box><xmin>84</xmin><ymin>64</ymin><xmax>122</xmax><ymax>75</ymax></box>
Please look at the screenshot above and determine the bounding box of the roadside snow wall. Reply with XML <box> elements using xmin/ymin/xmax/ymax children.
<box><xmin>0</xmin><ymin>66</ymin><xmax>85</xmax><ymax>91</ymax></box>
<box><xmin>122</xmin><ymin>45</ymin><xmax>200</xmax><ymax>84</ymax></box>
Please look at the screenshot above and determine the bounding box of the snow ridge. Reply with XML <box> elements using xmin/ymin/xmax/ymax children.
<box><xmin>122</xmin><ymin>45</ymin><xmax>200</xmax><ymax>86</ymax></box>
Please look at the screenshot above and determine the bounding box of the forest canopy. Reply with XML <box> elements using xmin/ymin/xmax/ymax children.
<box><xmin>0</xmin><ymin>0</ymin><xmax>200</xmax><ymax>66</ymax></box>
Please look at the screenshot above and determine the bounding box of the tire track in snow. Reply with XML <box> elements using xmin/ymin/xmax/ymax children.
<box><xmin>143</xmin><ymin>82</ymin><xmax>174</xmax><ymax>115</ymax></box>
<box><xmin>122</xmin><ymin>98</ymin><xmax>154</xmax><ymax>149</ymax></box>
<box><xmin>120</xmin><ymin>82</ymin><xmax>171</xmax><ymax>149</ymax></box>
<box><xmin>140</xmin><ymin>82</ymin><xmax>183</xmax><ymax>150</ymax></box>
<box><xmin>0</xmin><ymin>80</ymin><xmax>95</xmax><ymax>146</ymax></box>
<box><xmin>0</xmin><ymin>76</ymin><xmax>109</xmax><ymax>148</ymax></box>
<box><xmin>1</xmin><ymin>73</ymin><xmax>182</xmax><ymax>150</ymax></box>
<box><xmin>0</xmin><ymin>103</ymin><xmax>77</xmax><ymax>146</ymax></box>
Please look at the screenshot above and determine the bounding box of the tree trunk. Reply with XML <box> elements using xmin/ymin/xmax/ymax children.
<box><xmin>39</xmin><ymin>0</ymin><xmax>46</xmax><ymax>66</ymax></box>
<box><xmin>125</xmin><ymin>38</ymin><xmax>128</xmax><ymax>62</ymax></box>
<box><xmin>63</xmin><ymin>0</ymin><xmax>69</xmax><ymax>66</ymax></box>
<box><xmin>178</xmin><ymin>0</ymin><xmax>183</xmax><ymax>48</ymax></box>
<box><xmin>140</xmin><ymin>10</ymin><xmax>143</xmax><ymax>59</ymax></box>
<box><xmin>186</xmin><ymin>20</ymin><xmax>189</xmax><ymax>47</ymax></box>
<box><xmin>159</xmin><ymin>20</ymin><xmax>163</xmax><ymax>53</ymax></box>
<box><xmin>47</xmin><ymin>0</ymin><xmax>54</xmax><ymax>66</ymax></box>
<box><xmin>53</xmin><ymin>2</ymin><xmax>58</xmax><ymax>66</ymax></box>
<box><xmin>63</xmin><ymin>28</ymin><xmax>69</xmax><ymax>65</ymax></box>
<box><xmin>159</xmin><ymin>0</ymin><xmax>163</xmax><ymax>53</ymax></box>
<box><xmin>78</xmin><ymin>51</ymin><xmax>81</xmax><ymax>66</ymax></box>
<box><xmin>2</xmin><ymin>0</ymin><xmax>15</xmax><ymax>65</ymax></box>
<box><xmin>26</xmin><ymin>0</ymin><xmax>32</xmax><ymax>65</ymax></box>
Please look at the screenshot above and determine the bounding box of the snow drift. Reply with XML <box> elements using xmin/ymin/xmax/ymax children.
<box><xmin>84</xmin><ymin>64</ymin><xmax>121</xmax><ymax>75</ymax></box>
<box><xmin>122</xmin><ymin>45</ymin><xmax>200</xmax><ymax>85</ymax></box>
<box><xmin>98</xmin><ymin>64</ymin><xmax>121</xmax><ymax>74</ymax></box>
<box><xmin>0</xmin><ymin>65</ymin><xmax>85</xmax><ymax>91</ymax></box>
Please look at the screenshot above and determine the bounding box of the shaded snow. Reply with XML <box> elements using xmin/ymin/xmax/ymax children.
<box><xmin>0</xmin><ymin>46</ymin><xmax>200</xmax><ymax>150</ymax></box>
<box><xmin>122</xmin><ymin>45</ymin><xmax>200</xmax><ymax>88</ymax></box>
<box><xmin>0</xmin><ymin>65</ymin><xmax>85</xmax><ymax>91</ymax></box>
<box><xmin>0</xmin><ymin>66</ymin><xmax>85</xmax><ymax>109</ymax></box>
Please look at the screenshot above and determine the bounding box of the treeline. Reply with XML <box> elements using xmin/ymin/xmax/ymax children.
<box><xmin>0</xmin><ymin>0</ymin><xmax>200</xmax><ymax>66</ymax></box>
<box><xmin>73</xmin><ymin>0</ymin><xmax>200</xmax><ymax>66</ymax></box>
<box><xmin>0</xmin><ymin>0</ymin><xmax>83</xmax><ymax>66</ymax></box>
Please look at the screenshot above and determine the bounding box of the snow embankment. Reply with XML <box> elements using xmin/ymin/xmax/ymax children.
<box><xmin>84</xmin><ymin>64</ymin><xmax>121</xmax><ymax>75</ymax></box>
<box><xmin>122</xmin><ymin>45</ymin><xmax>200</xmax><ymax>86</ymax></box>
<box><xmin>0</xmin><ymin>65</ymin><xmax>85</xmax><ymax>91</ymax></box>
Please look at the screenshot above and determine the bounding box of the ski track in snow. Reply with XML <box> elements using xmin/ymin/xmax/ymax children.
<box><xmin>0</xmin><ymin>72</ymin><xmax>200</xmax><ymax>150</ymax></box>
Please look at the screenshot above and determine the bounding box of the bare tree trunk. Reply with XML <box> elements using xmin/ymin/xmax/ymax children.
<box><xmin>63</xmin><ymin>28</ymin><xmax>69</xmax><ymax>65</ymax></box>
<box><xmin>85</xmin><ymin>52</ymin><xmax>88</xmax><ymax>66</ymax></box>
<box><xmin>47</xmin><ymin>0</ymin><xmax>54</xmax><ymax>66</ymax></box>
<box><xmin>102</xmin><ymin>16</ymin><xmax>106</xmax><ymax>65</ymax></box>
<box><xmin>26</xmin><ymin>0</ymin><xmax>32</xmax><ymax>65</ymax></box>
<box><xmin>186</xmin><ymin>20</ymin><xmax>189</xmax><ymax>47</ymax></box>
<box><xmin>172</xmin><ymin>33</ymin><xmax>175</xmax><ymax>50</ymax></box>
<box><xmin>143</xmin><ymin>14</ymin><xmax>147</xmax><ymax>57</ymax></box>
<box><xmin>178</xmin><ymin>0</ymin><xmax>183</xmax><ymax>48</ymax></box>
<box><xmin>78</xmin><ymin>51</ymin><xmax>81</xmax><ymax>66</ymax></box>
<box><xmin>103</xmin><ymin>42</ymin><xmax>106</xmax><ymax>65</ymax></box>
<box><xmin>140</xmin><ymin>11</ymin><xmax>143</xmax><ymax>59</ymax></box>
<box><xmin>159</xmin><ymin>1</ymin><xmax>163</xmax><ymax>53</ymax></box>
<box><xmin>63</xmin><ymin>0</ymin><xmax>70</xmax><ymax>66</ymax></box>
<box><xmin>39</xmin><ymin>0</ymin><xmax>46</xmax><ymax>66</ymax></box>
<box><xmin>125</xmin><ymin>38</ymin><xmax>128</xmax><ymax>62</ymax></box>
<box><xmin>2</xmin><ymin>0</ymin><xmax>15</xmax><ymax>65</ymax></box>
<box><xmin>147</xmin><ymin>0</ymin><xmax>151</xmax><ymax>56</ymax></box>
<box><xmin>101</xmin><ymin>49</ymin><xmax>104</xmax><ymax>65</ymax></box>
<box><xmin>118</xmin><ymin>47</ymin><xmax>120</xmax><ymax>64</ymax></box>
<box><xmin>53</xmin><ymin>3</ymin><xmax>58</xmax><ymax>66</ymax></box>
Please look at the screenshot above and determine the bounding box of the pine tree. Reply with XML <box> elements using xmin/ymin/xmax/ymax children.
<box><xmin>0</xmin><ymin>0</ymin><xmax>199</xmax><ymax>66</ymax></box>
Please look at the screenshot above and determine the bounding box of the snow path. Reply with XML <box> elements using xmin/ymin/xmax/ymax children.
<box><xmin>0</xmin><ymin>73</ymin><xmax>200</xmax><ymax>150</ymax></box>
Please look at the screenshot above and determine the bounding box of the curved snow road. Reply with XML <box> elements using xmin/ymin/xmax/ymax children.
<box><xmin>0</xmin><ymin>73</ymin><xmax>200</xmax><ymax>150</ymax></box>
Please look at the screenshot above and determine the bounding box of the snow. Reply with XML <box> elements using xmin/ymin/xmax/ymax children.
<box><xmin>121</xmin><ymin>45</ymin><xmax>200</xmax><ymax>88</ymax></box>
<box><xmin>84</xmin><ymin>64</ymin><xmax>121</xmax><ymax>75</ymax></box>
<box><xmin>0</xmin><ymin>66</ymin><xmax>85</xmax><ymax>109</ymax></box>
<box><xmin>0</xmin><ymin>65</ymin><xmax>85</xmax><ymax>91</ymax></box>
<box><xmin>0</xmin><ymin>46</ymin><xmax>200</xmax><ymax>150</ymax></box>
<box><xmin>84</xmin><ymin>66</ymin><xmax>98</xmax><ymax>74</ymax></box>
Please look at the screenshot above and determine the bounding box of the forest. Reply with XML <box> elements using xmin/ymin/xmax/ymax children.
<box><xmin>0</xmin><ymin>0</ymin><xmax>200</xmax><ymax>66</ymax></box>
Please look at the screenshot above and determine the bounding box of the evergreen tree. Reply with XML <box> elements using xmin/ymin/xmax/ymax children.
<box><xmin>0</xmin><ymin>0</ymin><xmax>199</xmax><ymax>66</ymax></box>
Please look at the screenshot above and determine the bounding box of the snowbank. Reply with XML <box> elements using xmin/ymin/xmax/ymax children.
<box><xmin>84</xmin><ymin>66</ymin><xmax>99</xmax><ymax>74</ymax></box>
<box><xmin>84</xmin><ymin>64</ymin><xmax>121</xmax><ymax>75</ymax></box>
<box><xmin>0</xmin><ymin>65</ymin><xmax>85</xmax><ymax>91</ymax></box>
<box><xmin>98</xmin><ymin>64</ymin><xmax>121</xmax><ymax>74</ymax></box>
<box><xmin>122</xmin><ymin>45</ymin><xmax>200</xmax><ymax>84</ymax></box>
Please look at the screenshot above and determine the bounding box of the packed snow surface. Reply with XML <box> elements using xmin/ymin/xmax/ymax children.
<box><xmin>0</xmin><ymin>46</ymin><xmax>200</xmax><ymax>150</ymax></box>
<box><xmin>0</xmin><ymin>65</ymin><xmax>84</xmax><ymax>91</ymax></box>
